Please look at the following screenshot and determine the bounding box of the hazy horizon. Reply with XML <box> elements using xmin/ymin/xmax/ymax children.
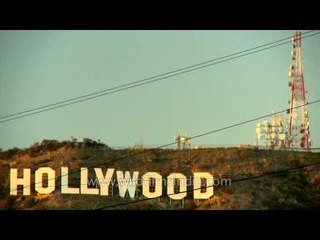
<box><xmin>0</xmin><ymin>30</ymin><xmax>319</xmax><ymax>151</ymax></box>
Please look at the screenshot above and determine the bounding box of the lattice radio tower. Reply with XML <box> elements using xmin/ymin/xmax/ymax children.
<box><xmin>286</xmin><ymin>30</ymin><xmax>311</xmax><ymax>150</ymax></box>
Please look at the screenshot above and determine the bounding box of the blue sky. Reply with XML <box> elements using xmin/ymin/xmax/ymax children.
<box><xmin>0</xmin><ymin>30</ymin><xmax>319</xmax><ymax>150</ymax></box>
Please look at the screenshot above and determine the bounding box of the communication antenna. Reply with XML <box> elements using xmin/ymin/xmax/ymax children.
<box><xmin>286</xmin><ymin>30</ymin><xmax>311</xmax><ymax>150</ymax></box>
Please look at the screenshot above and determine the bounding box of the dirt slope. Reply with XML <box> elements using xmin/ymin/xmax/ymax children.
<box><xmin>0</xmin><ymin>141</ymin><xmax>319</xmax><ymax>210</ymax></box>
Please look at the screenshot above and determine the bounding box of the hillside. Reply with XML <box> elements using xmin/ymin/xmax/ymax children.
<box><xmin>0</xmin><ymin>139</ymin><xmax>320</xmax><ymax>210</ymax></box>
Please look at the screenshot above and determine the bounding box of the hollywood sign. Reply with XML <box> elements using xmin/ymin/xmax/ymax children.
<box><xmin>9</xmin><ymin>167</ymin><xmax>219</xmax><ymax>200</ymax></box>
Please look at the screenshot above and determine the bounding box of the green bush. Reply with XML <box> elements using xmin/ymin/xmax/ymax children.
<box><xmin>41</xmin><ymin>139</ymin><xmax>63</xmax><ymax>151</ymax></box>
<box><xmin>37</xmin><ymin>158</ymin><xmax>52</xmax><ymax>164</ymax></box>
<box><xmin>0</xmin><ymin>147</ymin><xmax>20</xmax><ymax>160</ymax></box>
<box><xmin>28</xmin><ymin>145</ymin><xmax>42</xmax><ymax>157</ymax></box>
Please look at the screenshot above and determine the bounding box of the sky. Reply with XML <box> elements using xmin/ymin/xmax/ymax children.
<box><xmin>0</xmin><ymin>30</ymin><xmax>319</xmax><ymax>150</ymax></box>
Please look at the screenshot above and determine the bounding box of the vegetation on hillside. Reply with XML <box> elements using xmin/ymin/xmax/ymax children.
<box><xmin>0</xmin><ymin>139</ymin><xmax>319</xmax><ymax>210</ymax></box>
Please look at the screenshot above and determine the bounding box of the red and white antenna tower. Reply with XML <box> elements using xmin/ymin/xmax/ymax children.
<box><xmin>286</xmin><ymin>30</ymin><xmax>311</xmax><ymax>150</ymax></box>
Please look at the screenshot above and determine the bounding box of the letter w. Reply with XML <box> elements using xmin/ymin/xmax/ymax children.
<box><xmin>116</xmin><ymin>171</ymin><xmax>139</xmax><ymax>199</ymax></box>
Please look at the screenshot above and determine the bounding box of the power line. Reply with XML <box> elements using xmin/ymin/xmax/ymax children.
<box><xmin>1</xmin><ymin>99</ymin><xmax>319</xmax><ymax>198</ymax></box>
<box><xmin>232</xmin><ymin>161</ymin><xmax>320</xmax><ymax>183</ymax></box>
<box><xmin>1</xmin><ymin>31</ymin><xmax>319</xmax><ymax>123</ymax></box>
<box><xmin>3</xmin><ymin>31</ymin><xmax>307</xmax><ymax>119</ymax></box>
<box><xmin>95</xmin><ymin>162</ymin><xmax>320</xmax><ymax>210</ymax></box>
<box><xmin>95</xmin><ymin>160</ymin><xmax>320</xmax><ymax>210</ymax></box>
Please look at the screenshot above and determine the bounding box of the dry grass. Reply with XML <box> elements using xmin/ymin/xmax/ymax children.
<box><xmin>0</xmin><ymin>142</ymin><xmax>320</xmax><ymax>209</ymax></box>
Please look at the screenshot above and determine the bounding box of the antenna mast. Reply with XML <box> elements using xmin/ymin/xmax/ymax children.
<box><xmin>286</xmin><ymin>30</ymin><xmax>311</xmax><ymax>150</ymax></box>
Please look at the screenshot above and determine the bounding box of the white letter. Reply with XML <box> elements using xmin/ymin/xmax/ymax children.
<box><xmin>167</xmin><ymin>173</ymin><xmax>187</xmax><ymax>200</ymax></box>
<box><xmin>142</xmin><ymin>172</ymin><xmax>162</xmax><ymax>198</ymax></box>
<box><xmin>116</xmin><ymin>171</ymin><xmax>139</xmax><ymax>198</ymax></box>
<box><xmin>80</xmin><ymin>168</ymin><xmax>99</xmax><ymax>195</ymax></box>
<box><xmin>193</xmin><ymin>172</ymin><xmax>214</xmax><ymax>199</ymax></box>
<box><xmin>35</xmin><ymin>167</ymin><xmax>55</xmax><ymax>194</ymax></box>
<box><xmin>94</xmin><ymin>168</ymin><xmax>114</xmax><ymax>196</ymax></box>
<box><xmin>10</xmin><ymin>168</ymin><xmax>31</xmax><ymax>196</ymax></box>
<box><xmin>61</xmin><ymin>167</ymin><xmax>79</xmax><ymax>194</ymax></box>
